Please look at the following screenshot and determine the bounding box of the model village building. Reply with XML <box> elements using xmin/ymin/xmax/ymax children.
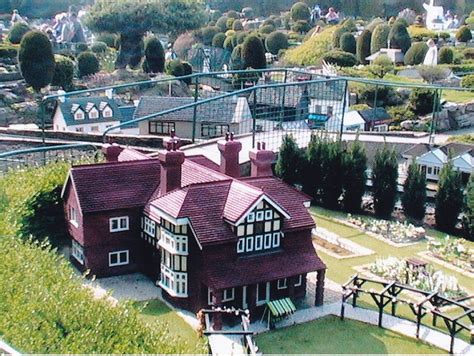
<box><xmin>61</xmin><ymin>134</ymin><xmax>326</xmax><ymax>315</ymax></box>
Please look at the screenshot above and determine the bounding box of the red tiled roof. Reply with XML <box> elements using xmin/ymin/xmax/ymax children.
<box><xmin>118</xmin><ymin>148</ymin><xmax>151</xmax><ymax>161</ymax></box>
<box><xmin>203</xmin><ymin>243</ymin><xmax>326</xmax><ymax>289</ymax></box>
<box><xmin>222</xmin><ymin>181</ymin><xmax>263</xmax><ymax>222</ymax></box>
<box><xmin>70</xmin><ymin>160</ymin><xmax>160</xmax><ymax>213</ymax></box>
<box><xmin>242</xmin><ymin>177</ymin><xmax>315</xmax><ymax>230</ymax></box>
<box><xmin>186</xmin><ymin>154</ymin><xmax>221</xmax><ymax>172</ymax></box>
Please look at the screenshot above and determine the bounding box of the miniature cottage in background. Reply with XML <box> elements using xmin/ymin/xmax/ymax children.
<box><xmin>61</xmin><ymin>133</ymin><xmax>326</xmax><ymax>318</ymax></box>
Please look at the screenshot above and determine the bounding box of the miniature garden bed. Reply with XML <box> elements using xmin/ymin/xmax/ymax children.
<box><xmin>342</xmin><ymin>214</ymin><xmax>426</xmax><ymax>247</ymax></box>
<box><xmin>354</xmin><ymin>257</ymin><xmax>468</xmax><ymax>300</ymax></box>
<box><xmin>312</xmin><ymin>227</ymin><xmax>374</xmax><ymax>259</ymax></box>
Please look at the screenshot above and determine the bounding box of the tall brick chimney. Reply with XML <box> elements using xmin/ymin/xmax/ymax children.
<box><xmin>217</xmin><ymin>132</ymin><xmax>242</xmax><ymax>178</ymax></box>
<box><xmin>249</xmin><ymin>142</ymin><xmax>275</xmax><ymax>177</ymax></box>
<box><xmin>102</xmin><ymin>143</ymin><xmax>123</xmax><ymax>162</ymax></box>
<box><xmin>159</xmin><ymin>131</ymin><xmax>185</xmax><ymax>195</ymax></box>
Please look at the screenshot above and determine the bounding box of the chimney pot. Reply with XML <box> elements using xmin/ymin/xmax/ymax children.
<box><xmin>102</xmin><ymin>143</ymin><xmax>123</xmax><ymax>162</ymax></box>
<box><xmin>218</xmin><ymin>137</ymin><xmax>242</xmax><ymax>178</ymax></box>
<box><xmin>249</xmin><ymin>142</ymin><xmax>274</xmax><ymax>177</ymax></box>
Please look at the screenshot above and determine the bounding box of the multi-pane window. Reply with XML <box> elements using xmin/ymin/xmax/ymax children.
<box><xmin>201</xmin><ymin>124</ymin><xmax>229</xmax><ymax>138</ymax></box>
<box><xmin>110</xmin><ymin>216</ymin><xmax>129</xmax><ymax>232</ymax></box>
<box><xmin>160</xmin><ymin>264</ymin><xmax>187</xmax><ymax>297</ymax></box>
<box><xmin>256</xmin><ymin>282</ymin><xmax>270</xmax><ymax>306</ymax></box>
<box><xmin>161</xmin><ymin>249</ymin><xmax>187</xmax><ymax>272</ymax></box>
<box><xmin>236</xmin><ymin>200</ymin><xmax>283</xmax><ymax>254</ymax></box>
<box><xmin>103</xmin><ymin>107</ymin><xmax>113</xmax><ymax>118</ymax></box>
<box><xmin>89</xmin><ymin>109</ymin><xmax>99</xmax><ymax>119</ymax></box>
<box><xmin>208</xmin><ymin>288</ymin><xmax>235</xmax><ymax>304</ymax></box>
<box><xmin>71</xmin><ymin>240</ymin><xmax>84</xmax><ymax>264</ymax></box>
<box><xmin>69</xmin><ymin>206</ymin><xmax>78</xmax><ymax>226</ymax></box>
<box><xmin>149</xmin><ymin>121</ymin><xmax>175</xmax><ymax>134</ymax></box>
<box><xmin>143</xmin><ymin>216</ymin><xmax>156</xmax><ymax>237</ymax></box>
<box><xmin>74</xmin><ymin>111</ymin><xmax>84</xmax><ymax>120</ymax></box>
<box><xmin>90</xmin><ymin>126</ymin><xmax>100</xmax><ymax>132</ymax></box>
<box><xmin>109</xmin><ymin>250</ymin><xmax>129</xmax><ymax>266</ymax></box>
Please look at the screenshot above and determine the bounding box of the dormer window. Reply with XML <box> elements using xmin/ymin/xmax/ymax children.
<box><xmin>103</xmin><ymin>107</ymin><xmax>113</xmax><ymax>118</ymax></box>
<box><xmin>89</xmin><ymin>108</ymin><xmax>99</xmax><ymax>119</ymax></box>
<box><xmin>74</xmin><ymin>109</ymin><xmax>84</xmax><ymax>120</ymax></box>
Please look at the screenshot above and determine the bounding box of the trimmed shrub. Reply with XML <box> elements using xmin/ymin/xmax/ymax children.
<box><xmin>91</xmin><ymin>41</ymin><xmax>107</xmax><ymax>54</ymax></box>
<box><xmin>212</xmin><ymin>33</ymin><xmax>226</xmax><ymax>48</ymax></box>
<box><xmin>230</xmin><ymin>44</ymin><xmax>243</xmax><ymax>70</ymax></box>
<box><xmin>226</xmin><ymin>10</ymin><xmax>239</xmax><ymax>19</ymax></box>
<box><xmin>52</xmin><ymin>55</ymin><xmax>74</xmax><ymax>90</ymax></box>
<box><xmin>461</xmin><ymin>74</ymin><xmax>474</xmax><ymax>88</ymax></box>
<box><xmin>417</xmin><ymin>65</ymin><xmax>449</xmax><ymax>84</ymax></box>
<box><xmin>18</xmin><ymin>31</ymin><xmax>55</xmax><ymax>92</ymax></box>
<box><xmin>404</xmin><ymin>42</ymin><xmax>428</xmax><ymax>65</ymax></box>
<box><xmin>0</xmin><ymin>44</ymin><xmax>18</xmax><ymax>59</ymax></box>
<box><xmin>402</xmin><ymin>162</ymin><xmax>427</xmax><ymax>220</ymax></box>
<box><xmin>223</xmin><ymin>36</ymin><xmax>234</xmax><ymax>51</ymax></box>
<box><xmin>265</xmin><ymin>31</ymin><xmax>289</xmax><ymax>55</ymax></box>
<box><xmin>276</xmin><ymin>134</ymin><xmax>304</xmax><ymax>185</ymax></box>
<box><xmin>232</xmin><ymin>31</ymin><xmax>247</xmax><ymax>47</ymax></box>
<box><xmin>242</xmin><ymin>7</ymin><xmax>254</xmax><ymax>19</ymax></box>
<box><xmin>409</xmin><ymin>88</ymin><xmax>435</xmax><ymax>115</ymax></box>
<box><xmin>368</xmin><ymin>54</ymin><xmax>394</xmax><ymax>78</ymax></box>
<box><xmin>290</xmin><ymin>2</ymin><xmax>310</xmax><ymax>22</ymax></box>
<box><xmin>8</xmin><ymin>22</ymin><xmax>30</xmax><ymax>44</ymax></box>
<box><xmin>408</xmin><ymin>25</ymin><xmax>436</xmax><ymax>41</ymax></box>
<box><xmin>232</xmin><ymin>20</ymin><xmax>243</xmax><ymax>31</ymax></box>
<box><xmin>436</xmin><ymin>161</ymin><xmax>464</xmax><ymax>232</ymax></box>
<box><xmin>321</xmin><ymin>50</ymin><xmax>357</xmax><ymax>67</ymax></box>
<box><xmin>226</xmin><ymin>18</ymin><xmax>235</xmax><ymax>30</ymax></box>
<box><xmin>356</xmin><ymin>29</ymin><xmax>372</xmax><ymax>64</ymax></box>
<box><xmin>75</xmin><ymin>42</ymin><xmax>89</xmax><ymax>54</ymax></box>
<box><xmin>342</xmin><ymin>140</ymin><xmax>367</xmax><ymax>213</ymax></box>
<box><xmin>200</xmin><ymin>26</ymin><xmax>220</xmax><ymax>45</ymax></box>
<box><xmin>260</xmin><ymin>24</ymin><xmax>275</xmax><ymax>34</ymax></box>
<box><xmin>95</xmin><ymin>33</ymin><xmax>118</xmax><ymax>48</ymax></box>
<box><xmin>339</xmin><ymin>33</ymin><xmax>356</xmax><ymax>54</ymax></box>
<box><xmin>181</xmin><ymin>61</ymin><xmax>193</xmax><ymax>85</ymax></box>
<box><xmin>456</xmin><ymin>25</ymin><xmax>472</xmax><ymax>43</ymax></box>
<box><xmin>165</xmin><ymin>59</ymin><xmax>185</xmax><ymax>77</ymax></box>
<box><xmin>332</xmin><ymin>27</ymin><xmax>348</xmax><ymax>49</ymax></box>
<box><xmin>143</xmin><ymin>35</ymin><xmax>165</xmax><ymax>73</ymax></box>
<box><xmin>438</xmin><ymin>47</ymin><xmax>454</xmax><ymax>64</ymax></box>
<box><xmin>372</xmin><ymin>145</ymin><xmax>399</xmax><ymax>218</ymax></box>
<box><xmin>388</xmin><ymin>22</ymin><xmax>411</xmax><ymax>54</ymax></box>
<box><xmin>77</xmin><ymin>51</ymin><xmax>100</xmax><ymax>78</ymax></box>
<box><xmin>366</xmin><ymin>18</ymin><xmax>385</xmax><ymax>33</ymax></box>
<box><xmin>242</xmin><ymin>35</ymin><xmax>266</xmax><ymax>69</ymax></box>
<box><xmin>262</xmin><ymin>19</ymin><xmax>276</xmax><ymax>27</ymax></box>
<box><xmin>215</xmin><ymin>16</ymin><xmax>228</xmax><ymax>32</ymax></box>
<box><xmin>291</xmin><ymin>20</ymin><xmax>310</xmax><ymax>34</ymax></box>
<box><xmin>371</xmin><ymin>24</ymin><xmax>390</xmax><ymax>54</ymax></box>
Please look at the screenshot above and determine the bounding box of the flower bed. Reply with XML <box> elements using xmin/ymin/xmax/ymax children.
<box><xmin>427</xmin><ymin>236</ymin><xmax>474</xmax><ymax>274</ymax></box>
<box><xmin>369</xmin><ymin>257</ymin><xmax>466</xmax><ymax>299</ymax></box>
<box><xmin>347</xmin><ymin>214</ymin><xmax>425</xmax><ymax>244</ymax></box>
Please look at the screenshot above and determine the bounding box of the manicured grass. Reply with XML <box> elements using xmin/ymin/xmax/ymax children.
<box><xmin>443</xmin><ymin>89</ymin><xmax>474</xmax><ymax>104</ymax></box>
<box><xmin>135</xmin><ymin>299</ymin><xmax>206</xmax><ymax>353</ymax></box>
<box><xmin>255</xmin><ymin>316</ymin><xmax>445</xmax><ymax>354</ymax></box>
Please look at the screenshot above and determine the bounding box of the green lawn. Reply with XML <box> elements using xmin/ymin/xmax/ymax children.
<box><xmin>255</xmin><ymin>316</ymin><xmax>445</xmax><ymax>354</ymax></box>
<box><xmin>134</xmin><ymin>299</ymin><xmax>206</xmax><ymax>353</ymax></box>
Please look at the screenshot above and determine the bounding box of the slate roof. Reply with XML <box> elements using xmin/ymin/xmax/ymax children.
<box><xmin>439</xmin><ymin>143</ymin><xmax>473</xmax><ymax>158</ymax></box>
<box><xmin>358</xmin><ymin>107</ymin><xmax>392</xmax><ymax>122</ymax></box>
<box><xmin>56</xmin><ymin>96</ymin><xmax>122</xmax><ymax>126</ymax></box>
<box><xmin>402</xmin><ymin>143</ymin><xmax>432</xmax><ymax>158</ymax></box>
<box><xmin>133</xmin><ymin>96</ymin><xmax>239</xmax><ymax>123</ymax></box>
<box><xmin>118</xmin><ymin>105</ymin><xmax>138</xmax><ymax>128</ymax></box>
<box><xmin>257</xmin><ymin>81</ymin><xmax>346</xmax><ymax>107</ymax></box>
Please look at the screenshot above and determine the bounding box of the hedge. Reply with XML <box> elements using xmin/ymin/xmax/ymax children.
<box><xmin>404</xmin><ymin>42</ymin><xmax>428</xmax><ymax>65</ymax></box>
<box><xmin>322</xmin><ymin>50</ymin><xmax>357</xmax><ymax>67</ymax></box>
<box><xmin>461</xmin><ymin>74</ymin><xmax>474</xmax><ymax>89</ymax></box>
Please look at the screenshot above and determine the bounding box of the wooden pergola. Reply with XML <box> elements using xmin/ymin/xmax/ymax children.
<box><xmin>341</xmin><ymin>275</ymin><xmax>474</xmax><ymax>354</ymax></box>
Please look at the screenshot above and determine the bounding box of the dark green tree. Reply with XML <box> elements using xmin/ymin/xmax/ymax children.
<box><xmin>8</xmin><ymin>22</ymin><xmax>30</xmax><ymax>44</ymax></box>
<box><xmin>402</xmin><ymin>161</ymin><xmax>427</xmax><ymax>221</ymax></box>
<box><xmin>143</xmin><ymin>35</ymin><xmax>165</xmax><ymax>73</ymax></box>
<box><xmin>265</xmin><ymin>31</ymin><xmax>288</xmax><ymax>55</ymax></box>
<box><xmin>332</xmin><ymin>27</ymin><xmax>348</xmax><ymax>49</ymax></box>
<box><xmin>343</xmin><ymin>141</ymin><xmax>367</xmax><ymax>212</ymax></box>
<box><xmin>356</xmin><ymin>29</ymin><xmax>372</xmax><ymax>64</ymax></box>
<box><xmin>18</xmin><ymin>30</ymin><xmax>55</xmax><ymax>92</ymax></box>
<box><xmin>370</xmin><ymin>23</ymin><xmax>390</xmax><ymax>54</ymax></box>
<box><xmin>216</xmin><ymin>16</ymin><xmax>229</xmax><ymax>32</ymax></box>
<box><xmin>276</xmin><ymin>134</ymin><xmax>304</xmax><ymax>186</ymax></box>
<box><xmin>339</xmin><ymin>33</ymin><xmax>356</xmax><ymax>54</ymax></box>
<box><xmin>212</xmin><ymin>32</ymin><xmax>226</xmax><ymax>48</ymax></box>
<box><xmin>51</xmin><ymin>55</ymin><xmax>74</xmax><ymax>91</ymax></box>
<box><xmin>241</xmin><ymin>35</ymin><xmax>266</xmax><ymax>69</ymax></box>
<box><xmin>77</xmin><ymin>51</ymin><xmax>100</xmax><ymax>78</ymax></box>
<box><xmin>85</xmin><ymin>0</ymin><xmax>205</xmax><ymax>68</ymax></box>
<box><xmin>372</xmin><ymin>145</ymin><xmax>398</xmax><ymax>217</ymax></box>
<box><xmin>290</xmin><ymin>2</ymin><xmax>310</xmax><ymax>22</ymax></box>
<box><xmin>230</xmin><ymin>44</ymin><xmax>244</xmax><ymax>70</ymax></box>
<box><xmin>388</xmin><ymin>22</ymin><xmax>411</xmax><ymax>54</ymax></box>
<box><xmin>456</xmin><ymin>25</ymin><xmax>472</xmax><ymax>43</ymax></box>
<box><xmin>465</xmin><ymin>175</ymin><xmax>474</xmax><ymax>240</ymax></box>
<box><xmin>302</xmin><ymin>134</ymin><xmax>324</xmax><ymax>199</ymax></box>
<box><xmin>403</xmin><ymin>42</ymin><xmax>428</xmax><ymax>65</ymax></box>
<box><xmin>320</xmin><ymin>140</ymin><xmax>345</xmax><ymax>209</ymax></box>
<box><xmin>199</xmin><ymin>26</ymin><xmax>220</xmax><ymax>45</ymax></box>
<box><xmin>438</xmin><ymin>47</ymin><xmax>454</xmax><ymax>64</ymax></box>
<box><xmin>435</xmin><ymin>160</ymin><xmax>464</xmax><ymax>232</ymax></box>
<box><xmin>322</xmin><ymin>50</ymin><xmax>358</xmax><ymax>67</ymax></box>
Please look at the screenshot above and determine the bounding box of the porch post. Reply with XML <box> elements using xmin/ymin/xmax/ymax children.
<box><xmin>288</xmin><ymin>276</ymin><xmax>296</xmax><ymax>299</ymax></box>
<box><xmin>315</xmin><ymin>269</ymin><xmax>326</xmax><ymax>306</ymax></box>
<box><xmin>247</xmin><ymin>284</ymin><xmax>257</xmax><ymax>321</ymax></box>
<box><xmin>212</xmin><ymin>289</ymin><xmax>224</xmax><ymax>330</ymax></box>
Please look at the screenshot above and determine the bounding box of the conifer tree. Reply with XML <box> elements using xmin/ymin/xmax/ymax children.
<box><xmin>465</xmin><ymin>175</ymin><xmax>474</xmax><ymax>240</ymax></box>
<box><xmin>320</xmin><ymin>140</ymin><xmax>344</xmax><ymax>209</ymax></box>
<box><xmin>401</xmin><ymin>161</ymin><xmax>426</xmax><ymax>221</ymax></box>
<box><xmin>302</xmin><ymin>134</ymin><xmax>323</xmax><ymax>199</ymax></box>
<box><xmin>372</xmin><ymin>145</ymin><xmax>398</xmax><ymax>217</ymax></box>
<box><xmin>435</xmin><ymin>160</ymin><xmax>464</xmax><ymax>232</ymax></box>
<box><xmin>343</xmin><ymin>141</ymin><xmax>367</xmax><ymax>212</ymax></box>
<box><xmin>275</xmin><ymin>135</ymin><xmax>303</xmax><ymax>186</ymax></box>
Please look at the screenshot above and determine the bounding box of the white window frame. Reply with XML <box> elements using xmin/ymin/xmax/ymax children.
<box><xmin>255</xmin><ymin>235</ymin><xmax>263</xmax><ymax>251</ymax></box>
<box><xmin>160</xmin><ymin>264</ymin><xmax>187</xmax><ymax>297</ymax></box>
<box><xmin>223</xmin><ymin>288</ymin><xmax>235</xmax><ymax>302</ymax></box>
<box><xmin>256</xmin><ymin>211</ymin><xmax>264</xmax><ymax>221</ymax></box>
<box><xmin>256</xmin><ymin>282</ymin><xmax>270</xmax><ymax>306</ymax></box>
<box><xmin>143</xmin><ymin>216</ymin><xmax>156</xmax><ymax>237</ymax></box>
<box><xmin>74</xmin><ymin>110</ymin><xmax>84</xmax><ymax>120</ymax></box>
<box><xmin>295</xmin><ymin>275</ymin><xmax>303</xmax><ymax>287</ymax></box>
<box><xmin>264</xmin><ymin>210</ymin><xmax>273</xmax><ymax>220</ymax></box>
<box><xmin>71</xmin><ymin>240</ymin><xmax>84</xmax><ymax>265</ymax></box>
<box><xmin>109</xmin><ymin>250</ymin><xmax>129</xmax><ymax>266</ymax></box>
<box><xmin>89</xmin><ymin>108</ymin><xmax>99</xmax><ymax>119</ymax></box>
<box><xmin>110</xmin><ymin>216</ymin><xmax>129</xmax><ymax>232</ymax></box>
<box><xmin>237</xmin><ymin>238</ymin><xmax>245</xmax><ymax>253</ymax></box>
<box><xmin>277</xmin><ymin>278</ymin><xmax>287</xmax><ymax>290</ymax></box>
<box><xmin>69</xmin><ymin>206</ymin><xmax>78</xmax><ymax>227</ymax></box>
<box><xmin>247</xmin><ymin>212</ymin><xmax>255</xmax><ymax>223</ymax></box>
<box><xmin>246</xmin><ymin>236</ymin><xmax>254</xmax><ymax>252</ymax></box>
<box><xmin>159</xmin><ymin>229</ymin><xmax>188</xmax><ymax>255</ymax></box>
<box><xmin>264</xmin><ymin>233</ymin><xmax>272</xmax><ymax>249</ymax></box>
<box><xmin>272</xmin><ymin>232</ymin><xmax>281</xmax><ymax>248</ymax></box>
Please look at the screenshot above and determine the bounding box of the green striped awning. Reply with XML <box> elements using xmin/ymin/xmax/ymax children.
<box><xmin>267</xmin><ymin>298</ymin><xmax>296</xmax><ymax>318</ymax></box>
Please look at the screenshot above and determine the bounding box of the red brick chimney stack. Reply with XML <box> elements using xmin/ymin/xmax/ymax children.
<box><xmin>217</xmin><ymin>132</ymin><xmax>242</xmax><ymax>178</ymax></box>
<box><xmin>102</xmin><ymin>143</ymin><xmax>123</xmax><ymax>162</ymax></box>
<box><xmin>249</xmin><ymin>141</ymin><xmax>275</xmax><ymax>177</ymax></box>
<box><xmin>159</xmin><ymin>130</ymin><xmax>185</xmax><ymax>195</ymax></box>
